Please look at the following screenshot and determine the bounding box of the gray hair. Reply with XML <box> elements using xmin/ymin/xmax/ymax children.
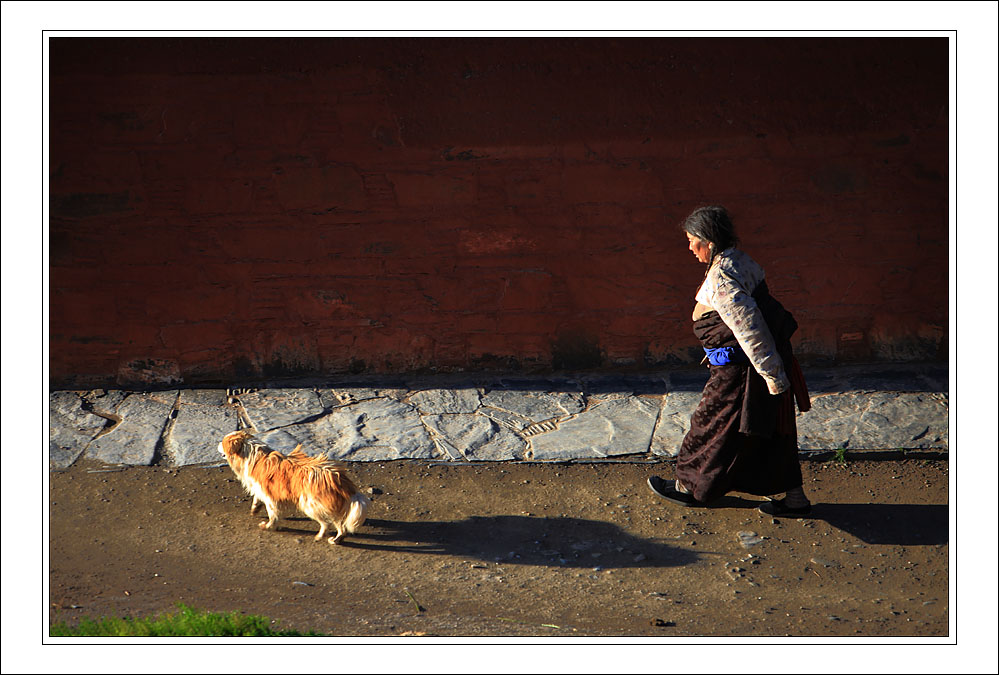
<box><xmin>682</xmin><ymin>206</ymin><xmax>739</xmax><ymax>258</ymax></box>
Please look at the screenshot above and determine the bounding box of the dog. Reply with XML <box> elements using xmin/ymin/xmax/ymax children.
<box><xmin>218</xmin><ymin>430</ymin><xmax>370</xmax><ymax>545</ymax></box>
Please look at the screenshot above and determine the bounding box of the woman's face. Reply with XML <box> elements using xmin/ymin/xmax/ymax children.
<box><xmin>686</xmin><ymin>232</ymin><xmax>712</xmax><ymax>264</ymax></box>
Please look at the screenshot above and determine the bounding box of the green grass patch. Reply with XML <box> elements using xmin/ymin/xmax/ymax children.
<box><xmin>50</xmin><ymin>604</ymin><xmax>324</xmax><ymax>637</ymax></box>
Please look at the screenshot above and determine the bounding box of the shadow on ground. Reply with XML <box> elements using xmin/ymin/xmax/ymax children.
<box><xmin>813</xmin><ymin>503</ymin><xmax>949</xmax><ymax>546</ymax></box>
<box><xmin>291</xmin><ymin>515</ymin><xmax>702</xmax><ymax>569</ymax></box>
<box><xmin>699</xmin><ymin>494</ymin><xmax>764</xmax><ymax>510</ymax></box>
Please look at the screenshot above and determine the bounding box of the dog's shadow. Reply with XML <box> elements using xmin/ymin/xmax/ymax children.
<box><xmin>293</xmin><ymin>515</ymin><xmax>702</xmax><ymax>569</ymax></box>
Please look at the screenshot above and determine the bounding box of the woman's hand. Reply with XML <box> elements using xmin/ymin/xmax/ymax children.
<box><xmin>766</xmin><ymin>375</ymin><xmax>789</xmax><ymax>395</ymax></box>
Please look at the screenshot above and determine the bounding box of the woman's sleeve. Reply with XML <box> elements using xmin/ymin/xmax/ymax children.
<box><xmin>704</xmin><ymin>267</ymin><xmax>790</xmax><ymax>394</ymax></box>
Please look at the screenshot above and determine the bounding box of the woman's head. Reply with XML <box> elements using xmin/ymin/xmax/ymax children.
<box><xmin>682</xmin><ymin>206</ymin><xmax>738</xmax><ymax>264</ymax></box>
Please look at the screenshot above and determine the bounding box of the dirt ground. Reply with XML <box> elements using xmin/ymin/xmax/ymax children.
<box><xmin>48</xmin><ymin>456</ymin><xmax>950</xmax><ymax>639</ymax></box>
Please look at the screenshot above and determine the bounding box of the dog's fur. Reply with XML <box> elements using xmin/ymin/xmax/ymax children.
<box><xmin>218</xmin><ymin>430</ymin><xmax>370</xmax><ymax>545</ymax></box>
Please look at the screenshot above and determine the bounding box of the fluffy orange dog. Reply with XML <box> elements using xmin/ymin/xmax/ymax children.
<box><xmin>218</xmin><ymin>430</ymin><xmax>370</xmax><ymax>545</ymax></box>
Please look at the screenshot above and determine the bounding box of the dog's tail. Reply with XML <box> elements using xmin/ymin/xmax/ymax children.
<box><xmin>343</xmin><ymin>493</ymin><xmax>371</xmax><ymax>534</ymax></box>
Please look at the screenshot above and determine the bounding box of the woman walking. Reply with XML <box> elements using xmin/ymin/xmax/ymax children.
<box><xmin>647</xmin><ymin>206</ymin><xmax>812</xmax><ymax>516</ymax></box>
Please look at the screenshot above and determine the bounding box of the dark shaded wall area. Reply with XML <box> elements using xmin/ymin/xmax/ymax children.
<box><xmin>49</xmin><ymin>37</ymin><xmax>948</xmax><ymax>388</ymax></box>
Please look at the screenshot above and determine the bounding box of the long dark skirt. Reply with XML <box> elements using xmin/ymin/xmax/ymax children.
<box><xmin>676</xmin><ymin>364</ymin><xmax>803</xmax><ymax>504</ymax></box>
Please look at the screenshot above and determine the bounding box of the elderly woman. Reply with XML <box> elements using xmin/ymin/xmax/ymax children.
<box><xmin>647</xmin><ymin>206</ymin><xmax>812</xmax><ymax>516</ymax></box>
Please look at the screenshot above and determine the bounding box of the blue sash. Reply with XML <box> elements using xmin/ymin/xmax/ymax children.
<box><xmin>704</xmin><ymin>346</ymin><xmax>748</xmax><ymax>366</ymax></box>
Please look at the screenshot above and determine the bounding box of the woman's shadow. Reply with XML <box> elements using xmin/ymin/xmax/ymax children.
<box><xmin>331</xmin><ymin>514</ymin><xmax>700</xmax><ymax>569</ymax></box>
<box><xmin>700</xmin><ymin>494</ymin><xmax>948</xmax><ymax>546</ymax></box>
<box><xmin>809</xmin><ymin>502</ymin><xmax>949</xmax><ymax>546</ymax></box>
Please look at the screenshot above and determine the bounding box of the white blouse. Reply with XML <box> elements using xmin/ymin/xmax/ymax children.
<box><xmin>695</xmin><ymin>248</ymin><xmax>790</xmax><ymax>394</ymax></box>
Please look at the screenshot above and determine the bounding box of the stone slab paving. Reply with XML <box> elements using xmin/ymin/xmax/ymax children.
<box><xmin>529</xmin><ymin>397</ymin><xmax>661</xmax><ymax>461</ymax></box>
<box><xmin>49</xmin><ymin>391</ymin><xmax>111</xmax><ymax>470</ymax></box>
<box><xmin>83</xmin><ymin>392</ymin><xmax>175</xmax><ymax>467</ymax></box>
<box><xmin>47</xmin><ymin>364</ymin><xmax>949</xmax><ymax>469</ymax></box>
<box><xmin>167</xmin><ymin>390</ymin><xmax>241</xmax><ymax>466</ymax></box>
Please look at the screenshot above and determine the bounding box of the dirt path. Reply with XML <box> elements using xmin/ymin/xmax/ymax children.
<box><xmin>48</xmin><ymin>457</ymin><xmax>949</xmax><ymax>638</ymax></box>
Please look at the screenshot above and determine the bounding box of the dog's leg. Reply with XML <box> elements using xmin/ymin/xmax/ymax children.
<box><xmin>258</xmin><ymin>501</ymin><xmax>280</xmax><ymax>531</ymax></box>
<box><xmin>250</xmin><ymin>496</ymin><xmax>261</xmax><ymax>515</ymax></box>
<box><xmin>314</xmin><ymin>522</ymin><xmax>328</xmax><ymax>541</ymax></box>
<box><xmin>329</xmin><ymin>524</ymin><xmax>345</xmax><ymax>545</ymax></box>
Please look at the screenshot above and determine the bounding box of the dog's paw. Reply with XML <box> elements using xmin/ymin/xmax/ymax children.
<box><xmin>328</xmin><ymin>535</ymin><xmax>344</xmax><ymax>545</ymax></box>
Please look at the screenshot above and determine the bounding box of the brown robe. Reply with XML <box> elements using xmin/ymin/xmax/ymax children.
<box><xmin>676</xmin><ymin>282</ymin><xmax>810</xmax><ymax>503</ymax></box>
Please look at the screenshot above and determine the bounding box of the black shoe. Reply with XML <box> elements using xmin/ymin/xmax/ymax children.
<box><xmin>647</xmin><ymin>476</ymin><xmax>701</xmax><ymax>506</ymax></box>
<box><xmin>758</xmin><ymin>498</ymin><xmax>812</xmax><ymax>517</ymax></box>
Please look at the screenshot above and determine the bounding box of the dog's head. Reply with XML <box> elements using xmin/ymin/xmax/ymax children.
<box><xmin>218</xmin><ymin>430</ymin><xmax>255</xmax><ymax>469</ymax></box>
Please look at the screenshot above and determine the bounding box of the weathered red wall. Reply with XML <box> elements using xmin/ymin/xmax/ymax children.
<box><xmin>48</xmin><ymin>37</ymin><xmax>949</xmax><ymax>388</ymax></box>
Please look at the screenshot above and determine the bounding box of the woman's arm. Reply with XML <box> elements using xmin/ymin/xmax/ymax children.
<box><xmin>704</xmin><ymin>266</ymin><xmax>790</xmax><ymax>394</ymax></box>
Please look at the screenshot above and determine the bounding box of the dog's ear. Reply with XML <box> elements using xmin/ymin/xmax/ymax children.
<box><xmin>222</xmin><ymin>430</ymin><xmax>252</xmax><ymax>455</ymax></box>
<box><xmin>236</xmin><ymin>431</ymin><xmax>255</xmax><ymax>454</ymax></box>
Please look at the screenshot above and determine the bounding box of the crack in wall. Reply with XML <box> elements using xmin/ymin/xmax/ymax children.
<box><xmin>646</xmin><ymin>393</ymin><xmax>669</xmax><ymax>455</ymax></box>
<box><xmin>226</xmin><ymin>390</ymin><xmax>258</xmax><ymax>432</ymax></box>
<box><xmin>522</xmin><ymin>418</ymin><xmax>561</xmax><ymax>437</ymax></box>
<box><xmin>80</xmin><ymin>404</ymin><xmax>122</xmax><ymax>441</ymax></box>
<box><xmin>151</xmin><ymin>392</ymin><xmax>183</xmax><ymax>466</ymax></box>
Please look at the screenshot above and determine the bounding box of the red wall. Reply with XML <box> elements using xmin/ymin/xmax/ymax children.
<box><xmin>48</xmin><ymin>37</ymin><xmax>949</xmax><ymax>388</ymax></box>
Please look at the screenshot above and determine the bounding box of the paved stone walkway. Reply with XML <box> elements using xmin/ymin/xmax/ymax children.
<box><xmin>48</xmin><ymin>363</ymin><xmax>948</xmax><ymax>470</ymax></box>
